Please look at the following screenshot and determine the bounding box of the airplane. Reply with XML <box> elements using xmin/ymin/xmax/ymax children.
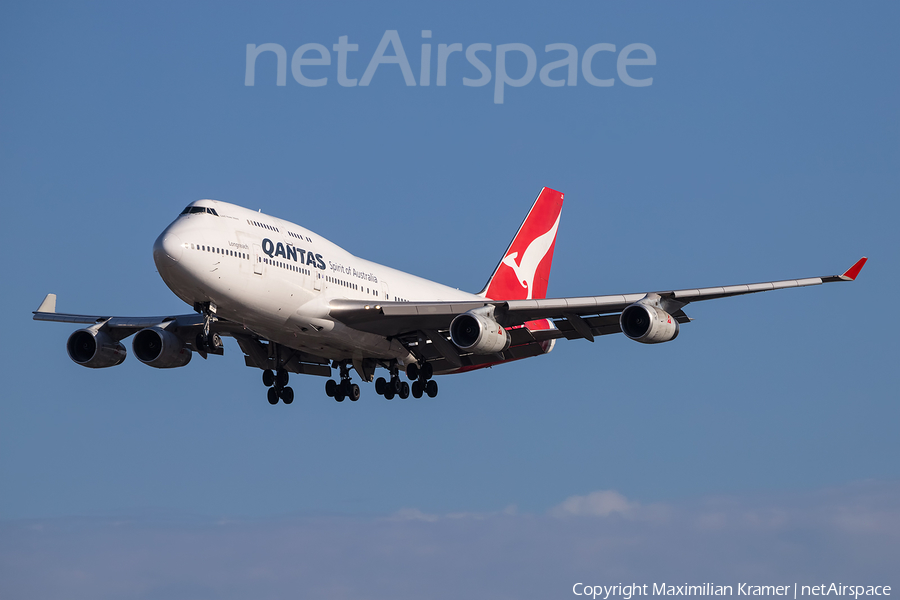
<box><xmin>33</xmin><ymin>188</ymin><xmax>867</xmax><ymax>405</ymax></box>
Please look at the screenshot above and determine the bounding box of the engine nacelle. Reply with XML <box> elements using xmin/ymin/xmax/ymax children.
<box><xmin>132</xmin><ymin>327</ymin><xmax>192</xmax><ymax>368</ymax></box>
<box><xmin>449</xmin><ymin>309</ymin><xmax>510</xmax><ymax>354</ymax></box>
<box><xmin>619</xmin><ymin>303</ymin><xmax>679</xmax><ymax>344</ymax></box>
<box><xmin>67</xmin><ymin>328</ymin><xmax>126</xmax><ymax>368</ymax></box>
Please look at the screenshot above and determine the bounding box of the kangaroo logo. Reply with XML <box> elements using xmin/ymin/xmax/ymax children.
<box><xmin>500</xmin><ymin>214</ymin><xmax>561</xmax><ymax>300</ymax></box>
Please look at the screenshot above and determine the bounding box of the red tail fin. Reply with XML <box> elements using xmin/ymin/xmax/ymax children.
<box><xmin>480</xmin><ymin>187</ymin><xmax>564</xmax><ymax>301</ymax></box>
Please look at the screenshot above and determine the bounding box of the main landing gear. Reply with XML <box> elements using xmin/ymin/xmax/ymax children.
<box><xmin>263</xmin><ymin>359</ymin><xmax>439</xmax><ymax>405</ymax></box>
<box><xmin>372</xmin><ymin>362</ymin><xmax>437</xmax><ymax>399</ymax></box>
<box><xmin>263</xmin><ymin>368</ymin><xmax>294</xmax><ymax>405</ymax></box>
<box><xmin>324</xmin><ymin>362</ymin><xmax>360</xmax><ymax>402</ymax></box>
<box><xmin>406</xmin><ymin>362</ymin><xmax>438</xmax><ymax>398</ymax></box>
<box><xmin>374</xmin><ymin>369</ymin><xmax>409</xmax><ymax>400</ymax></box>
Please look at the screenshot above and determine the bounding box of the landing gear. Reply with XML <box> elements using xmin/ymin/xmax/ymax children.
<box><xmin>325</xmin><ymin>362</ymin><xmax>360</xmax><ymax>403</ymax></box>
<box><xmin>194</xmin><ymin>302</ymin><xmax>223</xmax><ymax>355</ymax></box>
<box><xmin>375</xmin><ymin>365</ymin><xmax>405</xmax><ymax>400</ymax></box>
<box><xmin>262</xmin><ymin>369</ymin><xmax>275</xmax><ymax>387</ymax></box>
<box><xmin>403</xmin><ymin>361</ymin><xmax>438</xmax><ymax>398</ymax></box>
<box><xmin>376</xmin><ymin>362</ymin><xmax>438</xmax><ymax>399</ymax></box>
<box><xmin>195</xmin><ymin>331</ymin><xmax>223</xmax><ymax>354</ymax></box>
<box><xmin>281</xmin><ymin>387</ymin><xmax>294</xmax><ymax>404</ymax></box>
<box><xmin>275</xmin><ymin>369</ymin><xmax>289</xmax><ymax>388</ymax></box>
<box><xmin>263</xmin><ymin>366</ymin><xmax>293</xmax><ymax>405</ymax></box>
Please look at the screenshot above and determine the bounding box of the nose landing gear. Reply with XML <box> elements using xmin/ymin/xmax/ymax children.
<box><xmin>193</xmin><ymin>302</ymin><xmax>224</xmax><ymax>356</ymax></box>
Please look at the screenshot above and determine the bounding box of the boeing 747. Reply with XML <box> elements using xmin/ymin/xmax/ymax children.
<box><xmin>34</xmin><ymin>188</ymin><xmax>867</xmax><ymax>404</ymax></box>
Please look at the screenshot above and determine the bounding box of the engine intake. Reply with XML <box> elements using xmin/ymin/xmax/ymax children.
<box><xmin>449</xmin><ymin>309</ymin><xmax>510</xmax><ymax>354</ymax></box>
<box><xmin>133</xmin><ymin>327</ymin><xmax>192</xmax><ymax>368</ymax></box>
<box><xmin>67</xmin><ymin>328</ymin><xmax>126</xmax><ymax>368</ymax></box>
<box><xmin>619</xmin><ymin>304</ymin><xmax>679</xmax><ymax>344</ymax></box>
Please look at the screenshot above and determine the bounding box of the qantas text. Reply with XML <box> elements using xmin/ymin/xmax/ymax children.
<box><xmin>261</xmin><ymin>238</ymin><xmax>325</xmax><ymax>270</ymax></box>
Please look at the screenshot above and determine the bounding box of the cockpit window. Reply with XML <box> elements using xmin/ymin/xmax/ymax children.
<box><xmin>180</xmin><ymin>206</ymin><xmax>218</xmax><ymax>216</ymax></box>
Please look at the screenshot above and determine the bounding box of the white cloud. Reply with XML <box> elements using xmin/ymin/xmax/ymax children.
<box><xmin>389</xmin><ymin>507</ymin><xmax>440</xmax><ymax>522</ymax></box>
<box><xmin>549</xmin><ymin>489</ymin><xmax>636</xmax><ymax>518</ymax></box>
<box><xmin>1</xmin><ymin>481</ymin><xmax>897</xmax><ymax>600</ymax></box>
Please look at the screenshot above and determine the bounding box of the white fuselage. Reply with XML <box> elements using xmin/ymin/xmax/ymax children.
<box><xmin>153</xmin><ymin>200</ymin><xmax>480</xmax><ymax>362</ymax></box>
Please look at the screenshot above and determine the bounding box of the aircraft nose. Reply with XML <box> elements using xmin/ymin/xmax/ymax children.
<box><xmin>153</xmin><ymin>231</ymin><xmax>184</xmax><ymax>266</ymax></box>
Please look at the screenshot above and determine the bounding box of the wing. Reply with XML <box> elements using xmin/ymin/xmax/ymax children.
<box><xmin>328</xmin><ymin>258</ymin><xmax>868</xmax><ymax>368</ymax></box>
<box><xmin>32</xmin><ymin>293</ymin><xmax>239</xmax><ymax>360</ymax></box>
<box><xmin>32</xmin><ymin>294</ymin><xmax>333</xmax><ymax>375</ymax></box>
<box><xmin>32</xmin><ymin>293</ymin><xmax>208</xmax><ymax>335</ymax></box>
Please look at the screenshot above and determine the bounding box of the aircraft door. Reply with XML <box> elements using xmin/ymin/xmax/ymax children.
<box><xmin>381</xmin><ymin>281</ymin><xmax>390</xmax><ymax>301</ymax></box>
<box><xmin>253</xmin><ymin>244</ymin><xmax>263</xmax><ymax>275</ymax></box>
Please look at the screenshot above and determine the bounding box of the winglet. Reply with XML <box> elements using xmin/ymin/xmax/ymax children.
<box><xmin>840</xmin><ymin>257</ymin><xmax>867</xmax><ymax>281</ymax></box>
<box><xmin>36</xmin><ymin>293</ymin><xmax>57</xmax><ymax>313</ymax></box>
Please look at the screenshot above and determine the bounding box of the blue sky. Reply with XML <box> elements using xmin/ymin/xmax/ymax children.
<box><xmin>1</xmin><ymin>1</ymin><xmax>898</xmax><ymax>597</ymax></box>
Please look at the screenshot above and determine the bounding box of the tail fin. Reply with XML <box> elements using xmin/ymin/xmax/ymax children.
<box><xmin>479</xmin><ymin>187</ymin><xmax>564</xmax><ymax>300</ymax></box>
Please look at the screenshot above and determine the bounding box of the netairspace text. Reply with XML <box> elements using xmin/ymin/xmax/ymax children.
<box><xmin>244</xmin><ymin>29</ymin><xmax>656</xmax><ymax>104</ymax></box>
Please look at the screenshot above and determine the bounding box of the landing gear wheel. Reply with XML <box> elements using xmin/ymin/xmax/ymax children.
<box><xmin>375</xmin><ymin>377</ymin><xmax>386</xmax><ymax>395</ymax></box>
<box><xmin>421</xmin><ymin>362</ymin><xmax>433</xmax><ymax>380</ymax></box>
<box><xmin>262</xmin><ymin>369</ymin><xmax>275</xmax><ymax>388</ymax></box>
<box><xmin>267</xmin><ymin>387</ymin><xmax>279</xmax><ymax>405</ymax></box>
<box><xmin>325</xmin><ymin>379</ymin><xmax>337</xmax><ymax>397</ymax></box>
<box><xmin>412</xmin><ymin>380</ymin><xmax>423</xmax><ymax>398</ymax></box>
<box><xmin>399</xmin><ymin>381</ymin><xmax>410</xmax><ymax>399</ymax></box>
<box><xmin>384</xmin><ymin>387</ymin><xmax>395</xmax><ymax>400</ymax></box>
<box><xmin>281</xmin><ymin>387</ymin><xmax>294</xmax><ymax>404</ymax></box>
<box><xmin>349</xmin><ymin>383</ymin><xmax>360</xmax><ymax>401</ymax></box>
<box><xmin>195</xmin><ymin>333</ymin><xmax>207</xmax><ymax>352</ymax></box>
<box><xmin>425</xmin><ymin>379</ymin><xmax>438</xmax><ymax>398</ymax></box>
<box><xmin>392</xmin><ymin>377</ymin><xmax>402</xmax><ymax>394</ymax></box>
<box><xmin>275</xmin><ymin>369</ymin><xmax>289</xmax><ymax>388</ymax></box>
<box><xmin>334</xmin><ymin>391</ymin><xmax>345</xmax><ymax>402</ymax></box>
<box><xmin>406</xmin><ymin>363</ymin><xmax>419</xmax><ymax>381</ymax></box>
<box><xmin>208</xmin><ymin>332</ymin><xmax>223</xmax><ymax>351</ymax></box>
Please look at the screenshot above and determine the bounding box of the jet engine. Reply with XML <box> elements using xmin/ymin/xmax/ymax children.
<box><xmin>619</xmin><ymin>303</ymin><xmax>679</xmax><ymax>344</ymax></box>
<box><xmin>132</xmin><ymin>327</ymin><xmax>192</xmax><ymax>368</ymax></box>
<box><xmin>449</xmin><ymin>309</ymin><xmax>510</xmax><ymax>354</ymax></box>
<box><xmin>66</xmin><ymin>328</ymin><xmax>126</xmax><ymax>368</ymax></box>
